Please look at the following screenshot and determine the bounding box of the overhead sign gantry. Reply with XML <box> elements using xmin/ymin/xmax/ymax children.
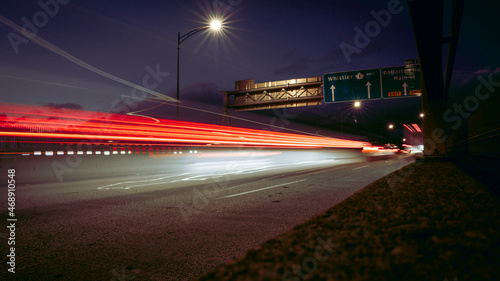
<box><xmin>222</xmin><ymin>59</ymin><xmax>421</xmax><ymax>122</ymax></box>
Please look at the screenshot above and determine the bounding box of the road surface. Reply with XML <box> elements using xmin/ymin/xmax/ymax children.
<box><xmin>0</xmin><ymin>148</ymin><xmax>414</xmax><ymax>280</ymax></box>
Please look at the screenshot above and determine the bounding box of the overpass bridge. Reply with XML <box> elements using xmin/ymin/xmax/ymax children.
<box><xmin>222</xmin><ymin>77</ymin><xmax>323</xmax><ymax>113</ymax></box>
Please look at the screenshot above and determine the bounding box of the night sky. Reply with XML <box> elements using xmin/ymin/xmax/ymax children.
<box><xmin>1</xmin><ymin>0</ymin><xmax>499</xmax><ymax>143</ymax></box>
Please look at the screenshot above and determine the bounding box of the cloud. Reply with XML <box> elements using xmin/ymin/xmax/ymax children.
<box><xmin>272</xmin><ymin>36</ymin><xmax>392</xmax><ymax>79</ymax></box>
<box><xmin>273</xmin><ymin>50</ymin><xmax>312</xmax><ymax>76</ymax></box>
<box><xmin>452</xmin><ymin>67</ymin><xmax>500</xmax><ymax>84</ymax></box>
<box><xmin>179</xmin><ymin>82</ymin><xmax>222</xmax><ymax>106</ymax></box>
<box><xmin>44</xmin><ymin>102</ymin><xmax>84</xmax><ymax>110</ymax></box>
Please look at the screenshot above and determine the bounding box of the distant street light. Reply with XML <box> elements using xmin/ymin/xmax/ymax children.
<box><xmin>380</xmin><ymin>124</ymin><xmax>394</xmax><ymax>144</ymax></box>
<box><xmin>354</xmin><ymin>101</ymin><xmax>361</xmax><ymax>108</ymax></box>
<box><xmin>420</xmin><ymin>113</ymin><xmax>424</xmax><ymax>118</ymax></box>
<box><xmin>176</xmin><ymin>19</ymin><xmax>223</xmax><ymax>120</ymax></box>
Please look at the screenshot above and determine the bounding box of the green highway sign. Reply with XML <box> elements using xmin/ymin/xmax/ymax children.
<box><xmin>323</xmin><ymin>68</ymin><xmax>381</xmax><ymax>103</ymax></box>
<box><xmin>323</xmin><ymin>63</ymin><xmax>422</xmax><ymax>103</ymax></box>
<box><xmin>381</xmin><ymin>66</ymin><xmax>422</xmax><ymax>98</ymax></box>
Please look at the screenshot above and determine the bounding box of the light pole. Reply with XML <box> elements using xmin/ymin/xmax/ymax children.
<box><xmin>386</xmin><ymin>124</ymin><xmax>394</xmax><ymax>144</ymax></box>
<box><xmin>340</xmin><ymin>101</ymin><xmax>361</xmax><ymax>138</ymax></box>
<box><xmin>380</xmin><ymin>123</ymin><xmax>394</xmax><ymax>145</ymax></box>
<box><xmin>176</xmin><ymin>20</ymin><xmax>222</xmax><ymax>120</ymax></box>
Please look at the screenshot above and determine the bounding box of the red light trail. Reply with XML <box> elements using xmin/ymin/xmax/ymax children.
<box><xmin>0</xmin><ymin>102</ymin><xmax>370</xmax><ymax>151</ymax></box>
<box><xmin>403</xmin><ymin>124</ymin><xmax>415</xmax><ymax>133</ymax></box>
<box><xmin>411</xmin><ymin>123</ymin><xmax>422</xmax><ymax>133</ymax></box>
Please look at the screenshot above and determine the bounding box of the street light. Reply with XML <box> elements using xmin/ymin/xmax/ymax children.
<box><xmin>340</xmin><ymin>101</ymin><xmax>362</xmax><ymax>138</ymax></box>
<box><xmin>176</xmin><ymin>19</ymin><xmax>223</xmax><ymax>120</ymax></box>
<box><xmin>210</xmin><ymin>20</ymin><xmax>222</xmax><ymax>30</ymax></box>
<box><xmin>380</xmin><ymin>123</ymin><xmax>394</xmax><ymax>144</ymax></box>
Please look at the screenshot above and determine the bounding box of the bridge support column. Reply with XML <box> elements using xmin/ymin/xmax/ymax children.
<box><xmin>422</xmin><ymin>97</ymin><xmax>446</xmax><ymax>155</ymax></box>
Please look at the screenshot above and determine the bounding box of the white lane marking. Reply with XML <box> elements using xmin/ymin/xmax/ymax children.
<box><xmin>96</xmin><ymin>159</ymin><xmax>336</xmax><ymax>190</ymax></box>
<box><xmin>353</xmin><ymin>165</ymin><xmax>369</xmax><ymax>170</ymax></box>
<box><xmin>222</xmin><ymin>179</ymin><xmax>307</xmax><ymax>199</ymax></box>
<box><xmin>97</xmin><ymin>173</ymin><xmax>192</xmax><ymax>190</ymax></box>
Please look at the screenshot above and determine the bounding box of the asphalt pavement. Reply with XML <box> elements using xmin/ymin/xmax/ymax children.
<box><xmin>0</xmin><ymin>149</ymin><xmax>413</xmax><ymax>280</ymax></box>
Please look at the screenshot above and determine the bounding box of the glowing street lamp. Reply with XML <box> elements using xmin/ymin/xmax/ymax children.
<box><xmin>176</xmin><ymin>19</ymin><xmax>223</xmax><ymax>120</ymax></box>
<box><xmin>388</xmin><ymin>124</ymin><xmax>394</xmax><ymax>129</ymax></box>
<box><xmin>419</xmin><ymin>113</ymin><xmax>424</xmax><ymax>118</ymax></box>
<box><xmin>210</xmin><ymin>20</ymin><xmax>222</xmax><ymax>30</ymax></box>
<box><xmin>354</xmin><ymin>101</ymin><xmax>361</xmax><ymax>108</ymax></box>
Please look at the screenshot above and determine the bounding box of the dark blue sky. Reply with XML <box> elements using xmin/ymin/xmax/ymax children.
<box><xmin>0</xmin><ymin>0</ymin><xmax>498</xmax><ymax>140</ymax></box>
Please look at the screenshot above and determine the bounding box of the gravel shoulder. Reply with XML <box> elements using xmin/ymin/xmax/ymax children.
<box><xmin>193</xmin><ymin>158</ymin><xmax>500</xmax><ymax>281</ymax></box>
